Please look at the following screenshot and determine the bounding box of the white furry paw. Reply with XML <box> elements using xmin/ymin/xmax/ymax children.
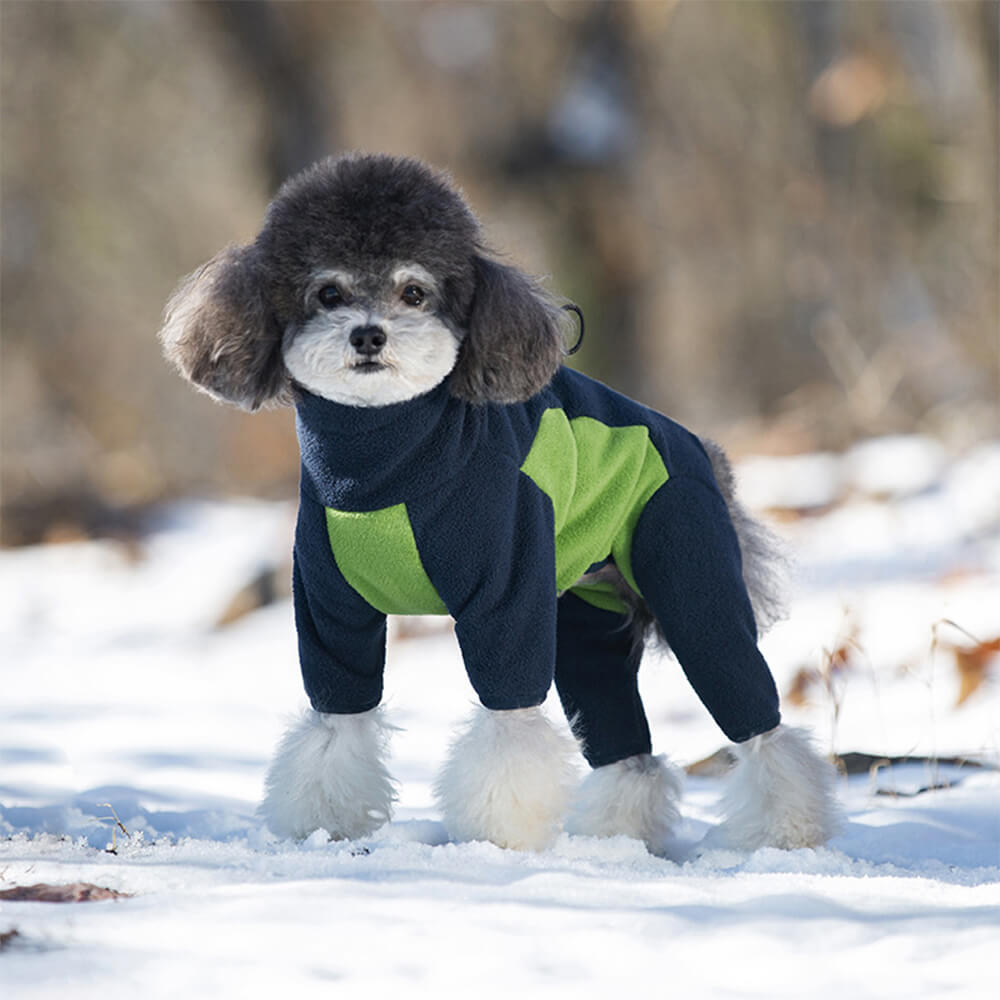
<box><xmin>708</xmin><ymin>724</ymin><xmax>842</xmax><ymax>850</ymax></box>
<box><xmin>566</xmin><ymin>753</ymin><xmax>683</xmax><ymax>854</ymax></box>
<box><xmin>259</xmin><ymin>707</ymin><xmax>397</xmax><ymax>840</ymax></box>
<box><xmin>434</xmin><ymin>705</ymin><xmax>578</xmax><ymax>851</ymax></box>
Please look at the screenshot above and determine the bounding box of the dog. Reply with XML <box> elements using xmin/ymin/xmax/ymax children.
<box><xmin>160</xmin><ymin>152</ymin><xmax>841</xmax><ymax>853</ymax></box>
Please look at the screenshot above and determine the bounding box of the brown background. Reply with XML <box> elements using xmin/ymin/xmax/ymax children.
<box><xmin>2</xmin><ymin>0</ymin><xmax>997</xmax><ymax>545</ymax></box>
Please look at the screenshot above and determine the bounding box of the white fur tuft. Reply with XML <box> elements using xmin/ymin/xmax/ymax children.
<box><xmin>434</xmin><ymin>706</ymin><xmax>579</xmax><ymax>851</ymax></box>
<box><xmin>283</xmin><ymin>305</ymin><xmax>459</xmax><ymax>407</ymax></box>
<box><xmin>566</xmin><ymin>753</ymin><xmax>683</xmax><ymax>853</ymax></box>
<box><xmin>709</xmin><ymin>724</ymin><xmax>843</xmax><ymax>850</ymax></box>
<box><xmin>260</xmin><ymin>707</ymin><xmax>397</xmax><ymax>840</ymax></box>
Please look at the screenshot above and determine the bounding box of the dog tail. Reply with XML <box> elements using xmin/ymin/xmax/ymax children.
<box><xmin>700</xmin><ymin>438</ymin><xmax>789</xmax><ymax>635</ymax></box>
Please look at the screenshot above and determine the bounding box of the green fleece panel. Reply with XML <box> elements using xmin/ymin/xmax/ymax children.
<box><xmin>324</xmin><ymin>409</ymin><xmax>669</xmax><ymax>619</ymax></box>
<box><xmin>519</xmin><ymin>409</ymin><xmax>669</xmax><ymax>608</ymax></box>
<box><xmin>325</xmin><ymin>504</ymin><xmax>448</xmax><ymax>616</ymax></box>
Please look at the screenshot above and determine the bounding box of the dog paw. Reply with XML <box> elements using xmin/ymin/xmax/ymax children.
<box><xmin>259</xmin><ymin>708</ymin><xmax>397</xmax><ymax>840</ymax></box>
<box><xmin>566</xmin><ymin>753</ymin><xmax>683</xmax><ymax>853</ymax></box>
<box><xmin>434</xmin><ymin>706</ymin><xmax>578</xmax><ymax>851</ymax></box>
<box><xmin>710</xmin><ymin>725</ymin><xmax>843</xmax><ymax>850</ymax></box>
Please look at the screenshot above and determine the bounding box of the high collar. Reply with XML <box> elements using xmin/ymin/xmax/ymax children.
<box><xmin>294</xmin><ymin>381</ymin><xmax>484</xmax><ymax>510</ymax></box>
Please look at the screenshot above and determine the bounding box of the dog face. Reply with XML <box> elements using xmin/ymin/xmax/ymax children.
<box><xmin>160</xmin><ymin>154</ymin><xmax>570</xmax><ymax>409</ymax></box>
<box><xmin>281</xmin><ymin>262</ymin><xmax>462</xmax><ymax>407</ymax></box>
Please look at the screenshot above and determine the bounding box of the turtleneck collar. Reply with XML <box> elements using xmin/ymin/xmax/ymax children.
<box><xmin>294</xmin><ymin>380</ymin><xmax>484</xmax><ymax>510</ymax></box>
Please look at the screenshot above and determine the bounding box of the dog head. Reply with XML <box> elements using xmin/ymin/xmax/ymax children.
<box><xmin>160</xmin><ymin>154</ymin><xmax>570</xmax><ymax>409</ymax></box>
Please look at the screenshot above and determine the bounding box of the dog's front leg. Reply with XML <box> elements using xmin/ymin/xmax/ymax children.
<box><xmin>434</xmin><ymin>705</ymin><xmax>577</xmax><ymax>851</ymax></box>
<box><xmin>260</xmin><ymin>707</ymin><xmax>397</xmax><ymax>840</ymax></box>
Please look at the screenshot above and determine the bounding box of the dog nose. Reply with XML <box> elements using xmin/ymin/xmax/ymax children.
<box><xmin>349</xmin><ymin>325</ymin><xmax>387</xmax><ymax>356</ymax></box>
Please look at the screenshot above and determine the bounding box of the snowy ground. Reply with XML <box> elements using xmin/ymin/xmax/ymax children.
<box><xmin>2</xmin><ymin>435</ymin><xmax>999</xmax><ymax>998</ymax></box>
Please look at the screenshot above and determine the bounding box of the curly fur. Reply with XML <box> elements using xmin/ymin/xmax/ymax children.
<box><xmin>160</xmin><ymin>245</ymin><xmax>291</xmax><ymax>411</ymax></box>
<box><xmin>448</xmin><ymin>255</ymin><xmax>570</xmax><ymax>404</ymax></box>
<box><xmin>259</xmin><ymin>707</ymin><xmax>397</xmax><ymax>841</ymax></box>
<box><xmin>159</xmin><ymin>153</ymin><xmax>569</xmax><ymax>410</ymax></box>
<box><xmin>566</xmin><ymin>753</ymin><xmax>683</xmax><ymax>853</ymax></box>
<box><xmin>701</xmin><ymin>438</ymin><xmax>789</xmax><ymax>634</ymax></box>
<box><xmin>434</xmin><ymin>706</ymin><xmax>579</xmax><ymax>850</ymax></box>
<box><xmin>706</xmin><ymin>724</ymin><xmax>843</xmax><ymax>850</ymax></box>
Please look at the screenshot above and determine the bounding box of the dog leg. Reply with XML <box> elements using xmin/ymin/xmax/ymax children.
<box><xmin>566</xmin><ymin>753</ymin><xmax>683</xmax><ymax>853</ymax></box>
<box><xmin>434</xmin><ymin>705</ymin><xmax>578</xmax><ymax>851</ymax></box>
<box><xmin>707</xmin><ymin>724</ymin><xmax>842</xmax><ymax>850</ymax></box>
<box><xmin>260</xmin><ymin>707</ymin><xmax>397</xmax><ymax>840</ymax></box>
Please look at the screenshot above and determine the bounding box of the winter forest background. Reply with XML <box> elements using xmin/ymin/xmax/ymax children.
<box><xmin>1</xmin><ymin>2</ymin><xmax>999</xmax><ymax>997</ymax></box>
<box><xmin>2</xmin><ymin>0</ymin><xmax>997</xmax><ymax>542</ymax></box>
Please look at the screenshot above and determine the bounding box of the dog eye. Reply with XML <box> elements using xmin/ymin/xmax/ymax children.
<box><xmin>401</xmin><ymin>284</ymin><xmax>425</xmax><ymax>307</ymax></box>
<box><xmin>317</xmin><ymin>285</ymin><xmax>344</xmax><ymax>309</ymax></box>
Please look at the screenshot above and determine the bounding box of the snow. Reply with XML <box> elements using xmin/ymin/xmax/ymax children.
<box><xmin>2</xmin><ymin>435</ymin><xmax>999</xmax><ymax>998</ymax></box>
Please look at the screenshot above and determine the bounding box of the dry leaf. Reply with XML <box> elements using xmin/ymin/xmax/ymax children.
<box><xmin>952</xmin><ymin>636</ymin><xmax>1000</xmax><ymax>706</ymax></box>
<box><xmin>0</xmin><ymin>882</ymin><xmax>131</xmax><ymax>903</ymax></box>
<box><xmin>809</xmin><ymin>52</ymin><xmax>888</xmax><ymax>127</ymax></box>
<box><xmin>786</xmin><ymin>666</ymin><xmax>820</xmax><ymax>707</ymax></box>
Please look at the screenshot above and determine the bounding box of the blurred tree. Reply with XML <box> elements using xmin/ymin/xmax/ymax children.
<box><xmin>493</xmin><ymin>0</ymin><xmax>649</xmax><ymax>400</ymax></box>
<box><xmin>203</xmin><ymin>1</ymin><xmax>335</xmax><ymax>188</ymax></box>
<box><xmin>1</xmin><ymin>0</ymin><xmax>996</xmax><ymax>544</ymax></box>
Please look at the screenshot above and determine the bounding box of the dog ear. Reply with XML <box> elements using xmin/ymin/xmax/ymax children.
<box><xmin>159</xmin><ymin>245</ymin><xmax>290</xmax><ymax>411</ymax></box>
<box><xmin>448</xmin><ymin>255</ymin><xmax>568</xmax><ymax>404</ymax></box>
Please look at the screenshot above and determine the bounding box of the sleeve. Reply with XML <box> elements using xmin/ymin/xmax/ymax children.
<box><xmin>292</xmin><ymin>490</ymin><xmax>388</xmax><ymax>714</ymax></box>
<box><xmin>412</xmin><ymin>463</ymin><xmax>558</xmax><ymax>711</ymax></box>
<box><xmin>630</xmin><ymin>475</ymin><xmax>781</xmax><ymax>743</ymax></box>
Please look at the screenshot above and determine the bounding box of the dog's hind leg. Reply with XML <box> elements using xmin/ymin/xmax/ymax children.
<box><xmin>631</xmin><ymin>478</ymin><xmax>783</xmax><ymax>745</ymax></box>
<box><xmin>434</xmin><ymin>704</ymin><xmax>578</xmax><ymax>851</ymax></box>
<box><xmin>705</xmin><ymin>725</ymin><xmax>843</xmax><ymax>850</ymax></box>
<box><xmin>554</xmin><ymin>592</ymin><xmax>651</xmax><ymax>768</ymax></box>
<box><xmin>566</xmin><ymin>753</ymin><xmax>683</xmax><ymax>853</ymax></box>
<box><xmin>555</xmin><ymin>592</ymin><xmax>683</xmax><ymax>852</ymax></box>
<box><xmin>630</xmin><ymin>478</ymin><xmax>840</xmax><ymax>849</ymax></box>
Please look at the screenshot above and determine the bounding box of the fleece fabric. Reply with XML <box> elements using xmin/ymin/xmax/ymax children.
<box><xmin>293</xmin><ymin>366</ymin><xmax>781</xmax><ymax>767</ymax></box>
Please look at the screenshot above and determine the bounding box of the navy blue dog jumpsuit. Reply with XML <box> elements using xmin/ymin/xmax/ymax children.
<box><xmin>292</xmin><ymin>366</ymin><xmax>781</xmax><ymax>768</ymax></box>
